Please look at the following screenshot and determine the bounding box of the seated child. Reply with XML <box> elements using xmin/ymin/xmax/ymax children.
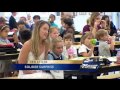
<box><xmin>49</xmin><ymin>27</ymin><xmax>60</xmax><ymax>52</ymax></box>
<box><xmin>13</xmin><ymin>20</ymin><xmax>26</xmax><ymax>42</ymax></box>
<box><xmin>0</xmin><ymin>25</ymin><xmax>14</xmax><ymax>77</ymax></box>
<box><xmin>78</xmin><ymin>32</ymin><xmax>94</xmax><ymax>57</ymax></box>
<box><xmin>63</xmin><ymin>33</ymin><xmax>77</xmax><ymax>59</ymax></box>
<box><xmin>48</xmin><ymin>36</ymin><xmax>64</xmax><ymax>79</ymax></box>
<box><xmin>96</xmin><ymin>29</ymin><xmax>114</xmax><ymax>57</ymax></box>
<box><xmin>19</xmin><ymin>29</ymin><xmax>31</xmax><ymax>44</ymax></box>
<box><xmin>13</xmin><ymin>21</ymin><xmax>30</xmax><ymax>48</ymax></box>
<box><xmin>48</xmin><ymin>36</ymin><xmax>64</xmax><ymax>60</ymax></box>
<box><xmin>49</xmin><ymin>27</ymin><xmax>60</xmax><ymax>42</ymax></box>
<box><xmin>0</xmin><ymin>25</ymin><xmax>13</xmax><ymax>46</ymax></box>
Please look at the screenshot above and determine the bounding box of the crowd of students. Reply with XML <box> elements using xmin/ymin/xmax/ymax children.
<box><xmin>0</xmin><ymin>12</ymin><xmax>118</xmax><ymax>79</ymax></box>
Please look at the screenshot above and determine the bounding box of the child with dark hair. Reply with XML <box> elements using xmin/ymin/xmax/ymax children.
<box><xmin>17</xmin><ymin>20</ymin><xmax>26</xmax><ymax>31</ymax></box>
<box><xmin>30</xmin><ymin>15</ymin><xmax>40</xmax><ymax>31</ymax></box>
<box><xmin>61</xmin><ymin>18</ymin><xmax>75</xmax><ymax>38</ymax></box>
<box><xmin>12</xmin><ymin>20</ymin><xmax>26</xmax><ymax>47</ymax></box>
<box><xmin>63</xmin><ymin>33</ymin><xmax>77</xmax><ymax>59</ymax></box>
<box><xmin>19</xmin><ymin>17</ymin><xmax>31</xmax><ymax>29</ymax></box>
<box><xmin>0</xmin><ymin>25</ymin><xmax>12</xmax><ymax>45</ymax></box>
<box><xmin>19</xmin><ymin>29</ymin><xmax>31</xmax><ymax>44</ymax></box>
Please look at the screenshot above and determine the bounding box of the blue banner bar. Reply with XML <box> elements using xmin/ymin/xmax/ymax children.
<box><xmin>13</xmin><ymin>64</ymin><xmax>99</xmax><ymax>72</ymax></box>
<box><xmin>13</xmin><ymin>64</ymin><xmax>81</xmax><ymax>70</ymax></box>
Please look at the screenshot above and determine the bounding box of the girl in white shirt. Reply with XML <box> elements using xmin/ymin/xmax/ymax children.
<box><xmin>79</xmin><ymin>32</ymin><xmax>94</xmax><ymax>57</ymax></box>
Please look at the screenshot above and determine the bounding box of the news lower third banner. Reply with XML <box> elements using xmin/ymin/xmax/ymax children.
<box><xmin>13</xmin><ymin>64</ymin><xmax>81</xmax><ymax>70</ymax></box>
<box><xmin>12</xmin><ymin>64</ymin><xmax>99</xmax><ymax>72</ymax></box>
<box><xmin>12</xmin><ymin>60</ymin><xmax>100</xmax><ymax>72</ymax></box>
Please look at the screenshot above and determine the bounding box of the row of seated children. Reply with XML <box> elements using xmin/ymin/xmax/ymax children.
<box><xmin>79</xmin><ymin>29</ymin><xmax>115</xmax><ymax>57</ymax></box>
<box><xmin>40</xmin><ymin>27</ymin><xmax>77</xmax><ymax>79</ymax></box>
<box><xmin>46</xmin><ymin>29</ymin><xmax>114</xmax><ymax>79</ymax></box>
<box><xmin>77</xmin><ymin>29</ymin><xmax>115</xmax><ymax>79</ymax></box>
<box><xmin>48</xmin><ymin>27</ymin><xmax>77</xmax><ymax>60</ymax></box>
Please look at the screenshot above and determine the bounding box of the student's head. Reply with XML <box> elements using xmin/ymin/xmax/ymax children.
<box><xmin>63</xmin><ymin>33</ymin><xmax>73</xmax><ymax>48</ymax></box>
<box><xmin>11</xmin><ymin>12</ymin><xmax>17</xmax><ymax>16</ymax></box>
<box><xmin>31</xmin><ymin>20</ymin><xmax>50</xmax><ymax>59</ymax></box>
<box><xmin>67</xmin><ymin>27</ymin><xmax>75</xmax><ymax>34</ymax></box>
<box><xmin>33</xmin><ymin>15</ymin><xmax>40</xmax><ymax>24</ymax></box>
<box><xmin>89</xmin><ymin>12</ymin><xmax>101</xmax><ymax>27</ymax></box>
<box><xmin>49</xmin><ymin>27</ymin><xmax>59</xmax><ymax>39</ymax></box>
<box><xmin>62</xmin><ymin>18</ymin><xmax>73</xmax><ymax>29</ymax></box>
<box><xmin>20</xmin><ymin>17</ymin><xmax>27</xmax><ymax>23</ymax></box>
<box><xmin>19</xmin><ymin>29</ymin><xmax>31</xmax><ymax>44</ymax></box>
<box><xmin>102</xmin><ymin>15</ymin><xmax>110</xmax><ymax>27</ymax></box>
<box><xmin>81</xmin><ymin>32</ymin><xmax>94</xmax><ymax>46</ymax></box>
<box><xmin>0</xmin><ymin>25</ymin><xmax>10</xmax><ymax>38</ymax></box>
<box><xmin>52</xmin><ymin>36</ymin><xmax>63</xmax><ymax>56</ymax></box>
<box><xmin>49</xmin><ymin>14</ymin><xmax>56</xmax><ymax>22</ymax></box>
<box><xmin>96</xmin><ymin>29</ymin><xmax>109</xmax><ymax>41</ymax></box>
<box><xmin>17</xmin><ymin>20</ymin><xmax>25</xmax><ymax>30</ymax></box>
<box><xmin>0</xmin><ymin>17</ymin><xmax>6</xmax><ymax>25</ymax></box>
<box><xmin>102</xmin><ymin>15</ymin><xmax>110</xmax><ymax>22</ymax></box>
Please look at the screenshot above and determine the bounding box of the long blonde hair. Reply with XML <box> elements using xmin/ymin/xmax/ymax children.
<box><xmin>31</xmin><ymin>20</ymin><xmax>50</xmax><ymax>60</ymax></box>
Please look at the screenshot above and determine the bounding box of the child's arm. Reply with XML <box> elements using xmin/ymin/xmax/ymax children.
<box><xmin>79</xmin><ymin>45</ymin><xmax>94</xmax><ymax>57</ymax></box>
<box><xmin>108</xmin><ymin>36</ymin><xmax>115</xmax><ymax>50</ymax></box>
<box><xmin>81</xmin><ymin>47</ymin><xmax>94</xmax><ymax>57</ymax></box>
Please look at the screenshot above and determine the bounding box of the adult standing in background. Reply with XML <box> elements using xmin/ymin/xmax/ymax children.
<box><xmin>9</xmin><ymin>12</ymin><xmax>17</xmax><ymax>30</ymax></box>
